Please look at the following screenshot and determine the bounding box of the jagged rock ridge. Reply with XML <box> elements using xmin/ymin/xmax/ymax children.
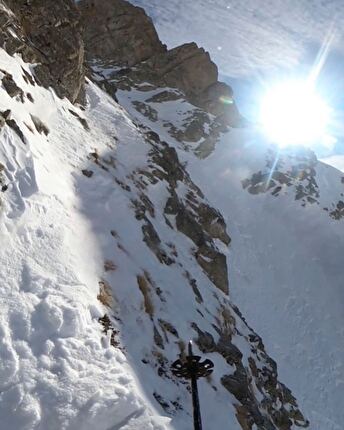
<box><xmin>79</xmin><ymin>0</ymin><xmax>244</xmax><ymax>126</ymax></box>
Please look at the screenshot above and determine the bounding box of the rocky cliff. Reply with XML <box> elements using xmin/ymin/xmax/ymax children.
<box><xmin>0</xmin><ymin>0</ymin><xmax>85</xmax><ymax>103</ymax></box>
<box><xmin>80</xmin><ymin>0</ymin><xmax>165</xmax><ymax>66</ymax></box>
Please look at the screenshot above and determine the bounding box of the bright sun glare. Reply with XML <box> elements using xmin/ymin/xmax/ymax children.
<box><xmin>260</xmin><ymin>81</ymin><xmax>331</xmax><ymax>147</ymax></box>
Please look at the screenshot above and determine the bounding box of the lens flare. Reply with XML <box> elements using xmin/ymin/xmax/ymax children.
<box><xmin>219</xmin><ymin>95</ymin><xmax>234</xmax><ymax>105</ymax></box>
<box><xmin>259</xmin><ymin>81</ymin><xmax>331</xmax><ymax>147</ymax></box>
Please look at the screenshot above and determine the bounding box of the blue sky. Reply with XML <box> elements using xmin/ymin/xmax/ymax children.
<box><xmin>131</xmin><ymin>0</ymin><xmax>344</xmax><ymax>159</ymax></box>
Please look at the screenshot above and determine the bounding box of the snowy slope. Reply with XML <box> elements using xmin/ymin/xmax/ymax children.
<box><xmin>0</xmin><ymin>47</ymin><xmax>311</xmax><ymax>430</ymax></box>
<box><xmin>0</xmin><ymin>50</ymin><xmax>171</xmax><ymax>430</ymax></box>
<box><xmin>111</xmin><ymin>76</ymin><xmax>344</xmax><ymax>430</ymax></box>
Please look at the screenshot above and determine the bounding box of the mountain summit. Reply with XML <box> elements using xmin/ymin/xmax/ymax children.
<box><xmin>0</xmin><ymin>1</ymin><xmax>342</xmax><ymax>429</ymax></box>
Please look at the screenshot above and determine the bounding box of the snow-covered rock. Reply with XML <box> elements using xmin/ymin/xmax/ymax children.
<box><xmin>80</xmin><ymin>0</ymin><xmax>243</xmax><ymax>125</ymax></box>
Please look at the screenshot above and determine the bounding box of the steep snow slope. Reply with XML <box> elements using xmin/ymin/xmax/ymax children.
<box><xmin>0</xmin><ymin>50</ymin><xmax>170</xmax><ymax>430</ymax></box>
<box><xmin>0</xmin><ymin>49</ymin><xmax>310</xmax><ymax>430</ymax></box>
<box><xmin>186</xmin><ymin>134</ymin><xmax>344</xmax><ymax>430</ymax></box>
<box><xmin>111</xmin><ymin>77</ymin><xmax>344</xmax><ymax>430</ymax></box>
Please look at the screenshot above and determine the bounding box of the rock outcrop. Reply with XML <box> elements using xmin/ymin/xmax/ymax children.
<box><xmin>146</xmin><ymin>42</ymin><xmax>217</xmax><ymax>102</ymax></box>
<box><xmin>0</xmin><ymin>0</ymin><xmax>85</xmax><ymax>103</ymax></box>
<box><xmin>136</xmin><ymin>131</ymin><xmax>231</xmax><ymax>294</ymax></box>
<box><xmin>80</xmin><ymin>0</ymin><xmax>165</xmax><ymax>66</ymax></box>
<box><xmin>193</xmin><ymin>321</ymin><xmax>309</xmax><ymax>430</ymax></box>
<box><xmin>79</xmin><ymin>0</ymin><xmax>244</xmax><ymax>125</ymax></box>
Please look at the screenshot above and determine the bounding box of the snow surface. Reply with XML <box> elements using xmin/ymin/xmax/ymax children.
<box><xmin>0</xmin><ymin>50</ymin><xmax>171</xmax><ymax>430</ymax></box>
<box><xmin>0</xmin><ymin>48</ymin><xmax>259</xmax><ymax>430</ymax></box>
<box><xmin>2</xmin><ymin>39</ymin><xmax>344</xmax><ymax>429</ymax></box>
<box><xmin>116</xmin><ymin>83</ymin><xmax>344</xmax><ymax>430</ymax></box>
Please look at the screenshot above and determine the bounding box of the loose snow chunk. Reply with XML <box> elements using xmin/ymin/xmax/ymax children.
<box><xmin>0</xmin><ymin>321</ymin><xmax>19</xmax><ymax>386</ymax></box>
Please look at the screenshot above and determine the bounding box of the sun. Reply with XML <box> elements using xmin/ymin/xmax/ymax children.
<box><xmin>259</xmin><ymin>80</ymin><xmax>330</xmax><ymax>147</ymax></box>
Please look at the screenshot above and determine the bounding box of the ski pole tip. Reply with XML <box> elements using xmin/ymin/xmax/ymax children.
<box><xmin>188</xmin><ymin>340</ymin><xmax>193</xmax><ymax>355</ymax></box>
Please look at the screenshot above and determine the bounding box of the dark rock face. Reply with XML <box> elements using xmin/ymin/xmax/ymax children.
<box><xmin>0</xmin><ymin>108</ymin><xmax>26</xmax><ymax>143</ymax></box>
<box><xmin>196</xmin><ymin>246</ymin><xmax>228</xmax><ymax>294</ymax></box>
<box><xmin>147</xmin><ymin>42</ymin><xmax>217</xmax><ymax>100</ymax></box>
<box><xmin>199</xmin><ymin>81</ymin><xmax>244</xmax><ymax>126</ymax></box>
<box><xmin>240</xmin><ymin>149</ymin><xmax>344</xmax><ymax>221</ymax></box>
<box><xmin>330</xmin><ymin>200</ymin><xmax>344</xmax><ymax>220</ymax></box>
<box><xmin>192</xmin><ymin>321</ymin><xmax>309</xmax><ymax>430</ymax></box>
<box><xmin>147</xmin><ymin>136</ymin><xmax>230</xmax><ymax>294</ymax></box>
<box><xmin>164</xmin><ymin>188</ymin><xmax>230</xmax><ymax>294</ymax></box>
<box><xmin>0</xmin><ymin>2</ymin><xmax>23</xmax><ymax>55</ymax></box>
<box><xmin>0</xmin><ymin>0</ymin><xmax>85</xmax><ymax>103</ymax></box>
<box><xmin>2</xmin><ymin>71</ymin><xmax>24</xmax><ymax>100</ymax></box>
<box><xmin>79</xmin><ymin>0</ymin><xmax>165</xmax><ymax>66</ymax></box>
<box><xmin>79</xmin><ymin>0</ymin><xmax>244</xmax><ymax>125</ymax></box>
<box><xmin>146</xmin><ymin>43</ymin><xmax>244</xmax><ymax>125</ymax></box>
